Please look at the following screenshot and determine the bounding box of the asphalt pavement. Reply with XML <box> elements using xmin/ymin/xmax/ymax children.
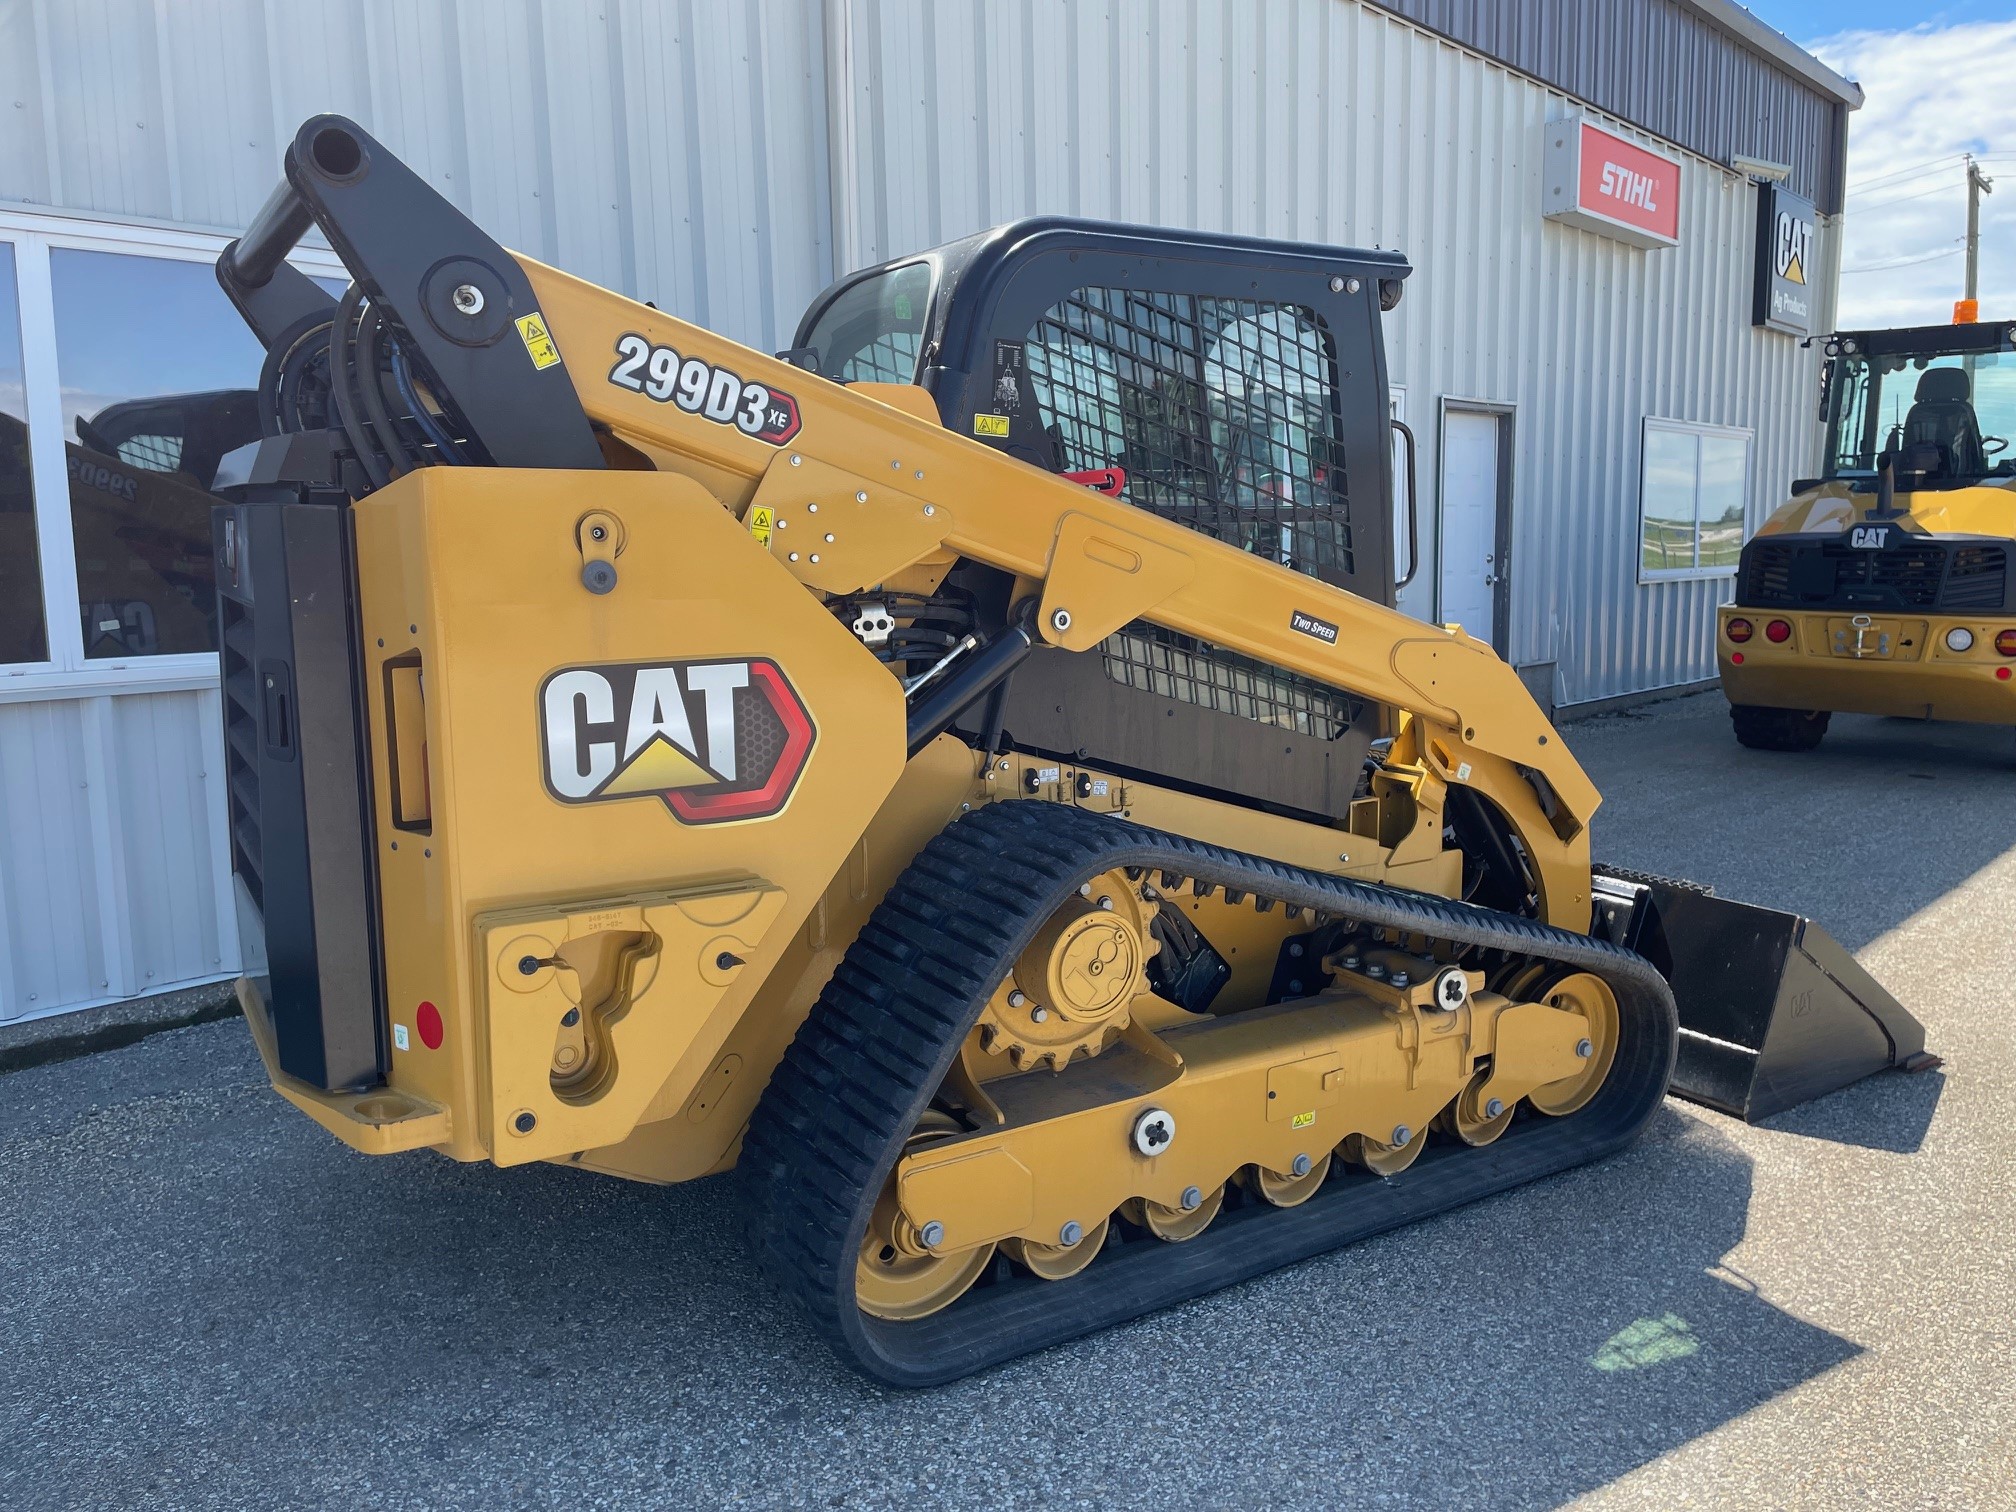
<box><xmin>3</xmin><ymin>692</ymin><xmax>2012</xmax><ymax>1510</ymax></box>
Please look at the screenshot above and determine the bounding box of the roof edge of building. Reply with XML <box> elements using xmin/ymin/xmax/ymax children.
<box><xmin>1675</xmin><ymin>0</ymin><xmax>1865</xmax><ymax>109</ymax></box>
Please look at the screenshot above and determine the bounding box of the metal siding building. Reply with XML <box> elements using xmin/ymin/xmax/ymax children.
<box><xmin>0</xmin><ymin>0</ymin><xmax>1853</xmax><ymax>1025</ymax></box>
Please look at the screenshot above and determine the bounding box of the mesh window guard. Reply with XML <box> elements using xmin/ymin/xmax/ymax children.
<box><xmin>1026</xmin><ymin>287</ymin><xmax>1353</xmax><ymax>583</ymax></box>
<box><xmin>1029</xmin><ymin>286</ymin><xmax>1363</xmax><ymax>741</ymax></box>
<box><xmin>1103</xmin><ymin>623</ymin><xmax>1363</xmax><ymax>740</ymax></box>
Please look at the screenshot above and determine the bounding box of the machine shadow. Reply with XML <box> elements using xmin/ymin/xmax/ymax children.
<box><xmin>203</xmin><ymin>1101</ymin><xmax>1856</xmax><ymax>1509</ymax></box>
<box><xmin>1761</xmin><ymin>1062</ymin><xmax>1946</xmax><ymax>1153</ymax></box>
<box><xmin>1580</xmin><ymin>703</ymin><xmax>2016</xmax><ymax>956</ymax></box>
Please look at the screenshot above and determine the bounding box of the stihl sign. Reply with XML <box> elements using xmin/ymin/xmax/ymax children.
<box><xmin>1544</xmin><ymin>118</ymin><xmax>1682</xmax><ymax>250</ymax></box>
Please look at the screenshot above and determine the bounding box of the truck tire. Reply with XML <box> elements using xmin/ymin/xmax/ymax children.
<box><xmin>1729</xmin><ymin>703</ymin><xmax>1830</xmax><ymax>752</ymax></box>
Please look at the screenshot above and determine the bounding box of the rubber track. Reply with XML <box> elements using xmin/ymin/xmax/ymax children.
<box><xmin>741</xmin><ymin>801</ymin><xmax>1678</xmax><ymax>1387</ymax></box>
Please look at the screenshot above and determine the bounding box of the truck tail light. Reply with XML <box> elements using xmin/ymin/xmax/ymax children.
<box><xmin>1765</xmin><ymin>620</ymin><xmax>1792</xmax><ymax>644</ymax></box>
<box><xmin>1726</xmin><ymin>618</ymin><xmax>1753</xmax><ymax>643</ymax></box>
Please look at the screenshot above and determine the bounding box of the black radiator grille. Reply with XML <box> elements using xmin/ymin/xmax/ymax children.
<box><xmin>1102</xmin><ymin>622</ymin><xmax>1363</xmax><ymax>739</ymax></box>
<box><xmin>1026</xmin><ymin>287</ymin><xmax>1354</xmax><ymax>584</ymax></box>
<box><xmin>220</xmin><ymin>595</ymin><xmax>263</xmax><ymax>912</ymax></box>
<box><xmin>1739</xmin><ymin>538</ymin><xmax>2010</xmax><ymax>613</ymax></box>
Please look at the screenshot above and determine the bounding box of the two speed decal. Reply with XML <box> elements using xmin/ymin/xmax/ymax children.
<box><xmin>608</xmin><ymin>333</ymin><xmax>802</xmax><ymax>445</ymax></box>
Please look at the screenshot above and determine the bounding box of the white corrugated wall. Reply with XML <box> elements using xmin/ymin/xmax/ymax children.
<box><xmin>0</xmin><ymin>0</ymin><xmax>1840</xmax><ymax>1020</ymax></box>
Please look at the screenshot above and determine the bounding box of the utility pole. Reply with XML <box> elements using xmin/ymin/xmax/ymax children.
<box><xmin>1965</xmin><ymin>153</ymin><xmax>1994</xmax><ymax>303</ymax></box>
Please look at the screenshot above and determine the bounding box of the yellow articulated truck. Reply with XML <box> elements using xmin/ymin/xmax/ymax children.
<box><xmin>209</xmin><ymin>118</ymin><xmax>1929</xmax><ymax>1385</ymax></box>
<box><xmin>1720</xmin><ymin>319</ymin><xmax>2016</xmax><ymax>749</ymax></box>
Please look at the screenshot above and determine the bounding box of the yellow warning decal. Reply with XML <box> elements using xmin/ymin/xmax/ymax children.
<box><xmin>973</xmin><ymin>414</ymin><xmax>1010</xmax><ymax>437</ymax></box>
<box><xmin>747</xmin><ymin>504</ymin><xmax>775</xmax><ymax>547</ymax></box>
<box><xmin>1291</xmin><ymin>1110</ymin><xmax>1316</xmax><ymax>1130</ymax></box>
<box><xmin>516</xmin><ymin>312</ymin><xmax>562</xmax><ymax>370</ymax></box>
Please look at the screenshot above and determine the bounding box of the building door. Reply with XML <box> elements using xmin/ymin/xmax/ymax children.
<box><xmin>1436</xmin><ymin>404</ymin><xmax>1512</xmax><ymax>650</ymax></box>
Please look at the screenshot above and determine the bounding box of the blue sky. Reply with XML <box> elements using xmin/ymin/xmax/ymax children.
<box><xmin>1750</xmin><ymin>0</ymin><xmax>2010</xmax><ymax>32</ymax></box>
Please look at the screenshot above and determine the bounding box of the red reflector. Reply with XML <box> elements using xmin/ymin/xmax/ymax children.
<box><xmin>1999</xmin><ymin>667</ymin><xmax>2013</xmax><ymax>681</ymax></box>
<box><xmin>1997</xmin><ymin>629</ymin><xmax>2016</xmax><ymax>657</ymax></box>
<box><xmin>1765</xmin><ymin>619</ymin><xmax>1792</xmax><ymax>644</ymax></box>
<box><xmin>1726</xmin><ymin>618</ymin><xmax>1753</xmax><ymax>643</ymax></box>
<box><xmin>416</xmin><ymin>1000</ymin><xmax>444</xmax><ymax>1050</ymax></box>
<box><xmin>1730</xmin><ymin>651</ymin><xmax>1745</xmax><ymax>665</ymax></box>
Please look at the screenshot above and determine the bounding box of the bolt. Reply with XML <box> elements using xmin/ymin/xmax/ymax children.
<box><xmin>1291</xmin><ymin>1152</ymin><xmax>1312</xmax><ymax>1177</ymax></box>
<box><xmin>1060</xmin><ymin>1221</ymin><xmax>1084</xmax><ymax>1247</ymax></box>
<box><xmin>1008</xmin><ymin>989</ymin><xmax>1027</xmax><ymax>1008</ymax></box>
<box><xmin>513</xmin><ymin>1111</ymin><xmax>537</xmax><ymax>1134</ymax></box>
<box><xmin>517</xmin><ymin>955</ymin><xmax>543</xmax><ymax>976</ymax></box>
<box><xmin>1576</xmin><ymin>1038</ymin><xmax>1595</xmax><ymax>1059</ymax></box>
<box><xmin>919</xmin><ymin>1221</ymin><xmax>945</xmax><ymax>1249</ymax></box>
<box><xmin>923</xmin><ymin>503</ymin><xmax>935</xmax><ymax>516</ymax></box>
<box><xmin>1485</xmin><ymin>1097</ymin><xmax>1506</xmax><ymax>1118</ymax></box>
<box><xmin>561</xmin><ymin>1007</ymin><xmax>581</xmax><ymax>1027</ymax></box>
<box><xmin>1097</xmin><ymin>895</ymin><xmax>1113</xmax><ymax>910</ymax></box>
<box><xmin>788</xmin><ymin>552</ymin><xmax>800</xmax><ymax>562</ymax></box>
<box><xmin>1288</xmin><ymin>942</ymin><xmax>1304</xmax><ymax>958</ymax></box>
<box><xmin>1392</xmin><ymin>1124</ymin><xmax>1413</xmax><ymax>1146</ymax></box>
<box><xmin>1329</xmin><ymin>275</ymin><xmax>1345</xmax><ymax>292</ymax></box>
<box><xmin>789</xmin><ymin>453</ymin><xmax>802</xmax><ymax>467</ymax></box>
<box><xmin>451</xmin><ymin>283</ymin><xmax>485</xmax><ymax>315</ymax></box>
<box><xmin>808</xmin><ymin>502</ymin><xmax>819</xmax><ymax>512</ymax></box>
<box><xmin>1434</xmin><ymin>967</ymin><xmax>1470</xmax><ymax>1010</ymax></box>
<box><xmin>809</xmin><ymin>553</ymin><xmax>820</xmax><ymax>563</ymax></box>
<box><xmin>1051</xmin><ymin>607</ymin><xmax>1073</xmax><ymax>632</ymax></box>
<box><xmin>716</xmin><ymin>951</ymin><xmax>744</xmax><ymax>971</ymax></box>
<box><xmin>1341</xmin><ymin>954</ymin><xmax>1362</xmax><ymax>971</ymax></box>
<box><xmin>824</xmin><ymin>532</ymin><xmax>835</xmax><ymax>542</ymax></box>
<box><xmin>1365</xmin><ymin>963</ymin><xmax>1387</xmax><ymax>980</ymax></box>
<box><xmin>855</xmin><ymin>490</ymin><xmax>868</xmax><ymax>503</ymax></box>
<box><xmin>1031</xmin><ymin>1006</ymin><xmax>1050</xmax><ymax>1022</ymax></box>
<box><xmin>914</xmin><ymin>470</ymin><xmax>925</xmax><ymax>480</ymax></box>
<box><xmin>1180</xmin><ymin>1185</ymin><xmax>1203</xmax><ymax>1210</ymax></box>
<box><xmin>1289</xmin><ymin>980</ymin><xmax>1304</xmax><ymax>994</ymax></box>
<box><xmin>1132</xmin><ymin>1107</ymin><xmax>1176</xmax><ymax>1155</ymax></box>
<box><xmin>590</xmin><ymin>524</ymin><xmax>608</xmax><ymax>540</ymax></box>
<box><xmin>1391</xmin><ymin>969</ymin><xmax>1413</xmax><ymax>989</ymax></box>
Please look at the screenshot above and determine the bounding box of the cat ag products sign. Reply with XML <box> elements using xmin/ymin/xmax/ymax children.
<box><xmin>1753</xmin><ymin>182</ymin><xmax>1818</xmax><ymax>338</ymax></box>
<box><xmin>1544</xmin><ymin>117</ymin><xmax>1682</xmax><ymax>250</ymax></box>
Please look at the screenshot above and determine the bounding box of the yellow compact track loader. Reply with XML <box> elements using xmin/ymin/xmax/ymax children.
<box><xmin>1720</xmin><ymin>320</ymin><xmax>2016</xmax><ymax>747</ymax></box>
<box><xmin>210</xmin><ymin>118</ymin><xmax>1931</xmax><ymax>1385</ymax></box>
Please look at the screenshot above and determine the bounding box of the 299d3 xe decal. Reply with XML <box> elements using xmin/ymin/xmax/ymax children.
<box><xmin>607</xmin><ymin>333</ymin><xmax>803</xmax><ymax>445</ymax></box>
<box><xmin>539</xmin><ymin>658</ymin><xmax>815</xmax><ymax>824</ymax></box>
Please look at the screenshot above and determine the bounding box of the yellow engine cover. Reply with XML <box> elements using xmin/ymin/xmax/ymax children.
<box><xmin>349</xmin><ymin>467</ymin><xmax>906</xmax><ymax>1163</ymax></box>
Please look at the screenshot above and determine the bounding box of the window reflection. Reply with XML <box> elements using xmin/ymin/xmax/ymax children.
<box><xmin>0</xmin><ymin>244</ymin><xmax>47</xmax><ymax>665</ymax></box>
<box><xmin>51</xmin><ymin>249</ymin><xmax>270</xmax><ymax>658</ymax></box>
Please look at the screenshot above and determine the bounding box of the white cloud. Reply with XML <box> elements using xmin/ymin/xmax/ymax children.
<box><xmin>1812</xmin><ymin>20</ymin><xmax>2016</xmax><ymax>329</ymax></box>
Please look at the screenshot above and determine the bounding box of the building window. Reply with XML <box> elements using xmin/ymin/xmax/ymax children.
<box><xmin>50</xmin><ymin>248</ymin><xmax>271</xmax><ymax>658</ymax></box>
<box><xmin>0</xmin><ymin>243</ymin><xmax>47</xmax><ymax>665</ymax></box>
<box><xmin>1639</xmin><ymin>418</ymin><xmax>1750</xmax><ymax>581</ymax></box>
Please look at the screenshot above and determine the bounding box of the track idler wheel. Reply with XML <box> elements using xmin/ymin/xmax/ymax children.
<box><xmin>1241</xmin><ymin>1152</ymin><xmax>1333</xmax><ymax>1207</ymax></box>
<box><xmin>1439</xmin><ymin>1068</ymin><xmax>1515</xmax><ymax>1147</ymax></box>
<box><xmin>1122</xmin><ymin>1183</ymin><xmax>1226</xmax><ymax>1242</ymax></box>
<box><xmin>1526</xmin><ymin>971</ymin><xmax>1621</xmax><ymax>1117</ymax></box>
<box><xmin>1341</xmin><ymin>1125</ymin><xmax>1426</xmax><ymax>1177</ymax></box>
<box><xmin>1003</xmin><ymin>1216</ymin><xmax>1112</xmax><ymax>1280</ymax></box>
<box><xmin>856</xmin><ymin>1112</ymin><xmax>996</xmax><ymax>1321</ymax></box>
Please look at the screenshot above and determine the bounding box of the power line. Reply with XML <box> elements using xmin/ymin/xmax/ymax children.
<box><xmin>1841</xmin><ymin>246</ymin><xmax>1965</xmax><ymax>274</ymax></box>
<box><xmin>1852</xmin><ymin>180</ymin><xmax>1960</xmax><ymax>213</ymax></box>
<box><xmin>1846</xmin><ymin>152</ymin><xmax>1968</xmax><ymax>195</ymax></box>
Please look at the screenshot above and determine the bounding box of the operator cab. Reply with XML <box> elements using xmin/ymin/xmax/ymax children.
<box><xmin>792</xmin><ymin>218</ymin><xmax>1411</xmax><ymax>611</ymax></box>
<box><xmin>791</xmin><ymin>219</ymin><xmax>1418</xmax><ymax>830</ymax></box>
<box><xmin>1821</xmin><ymin>320</ymin><xmax>2016</xmax><ymax>490</ymax></box>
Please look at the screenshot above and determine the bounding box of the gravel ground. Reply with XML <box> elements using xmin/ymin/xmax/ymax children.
<box><xmin>2</xmin><ymin>693</ymin><xmax>2011</xmax><ymax>1510</ymax></box>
